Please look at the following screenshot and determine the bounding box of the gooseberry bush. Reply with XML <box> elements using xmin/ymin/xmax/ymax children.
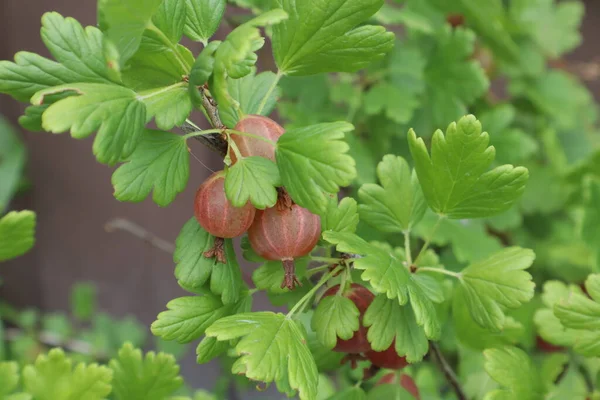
<box><xmin>1</xmin><ymin>0</ymin><xmax>600</xmax><ymax>399</ymax></box>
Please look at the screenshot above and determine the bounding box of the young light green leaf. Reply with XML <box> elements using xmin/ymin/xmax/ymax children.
<box><xmin>196</xmin><ymin>336</ymin><xmax>229</xmax><ymax>364</ymax></box>
<box><xmin>554</xmin><ymin>274</ymin><xmax>600</xmax><ymax>357</ymax></box>
<box><xmin>323</xmin><ymin>231</ymin><xmax>410</xmax><ymax>305</ymax></box>
<box><xmin>0</xmin><ymin>12</ymin><xmax>117</xmax><ymax>103</ymax></box>
<box><xmin>0</xmin><ymin>117</ymin><xmax>26</xmax><ymax>214</ymax></box>
<box><xmin>276</xmin><ymin>122</ymin><xmax>357</xmax><ymax>214</ymax></box>
<box><xmin>22</xmin><ymin>348</ymin><xmax>112</xmax><ymax>400</ymax></box>
<box><xmin>311</xmin><ymin>295</ymin><xmax>360</xmax><ymax>350</ymax></box>
<box><xmin>358</xmin><ymin>155</ymin><xmax>426</xmax><ymax>233</ymax></box>
<box><xmin>0</xmin><ymin>211</ymin><xmax>36</xmax><ymax>262</ymax></box>
<box><xmin>184</xmin><ymin>0</ymin><xmax>226</xmax><ymax>43</ymax></box>
<box><xmin>110</xmin><ymin>343</ymin><xmax>183</xmax><ymax>400</ymax></box>
<box><xmin>363</xmin><ymin>295</ymin><xmax>428</xmax><ymax>363</ymax></box>
<box><xmin>459</xmin><ymin>247</ymin><xmax>535</xmax><ymax>332</ymax></box>
<box><xmin>321</xmin><ymin>196</ymin><xmax>359</xmax><ymax>234</ymax></box>
<box><xmin>174</xmin><ymin>218</ymin><xmax>243</xmax><ymax>304</ymax></box>
<box><xmin>367</xmin><ymin>384</ymin><xmax>416</xmax><ymax>400</ymax></box>
<box><xmin>31</xmin><ymin>83</ymin><xmax>147</xmax><ymax>166</ymax></box>
<box><xmin>0</xmin><ymin>362</ymin><xmax>19</xmax><ymax>397</ymax></box>
<box><xmin>112</xmin><ymin>130</ymin><xmax>189</xmax><ymax>207</ymax></box>
<box><xmin>272</xmin><ymin>0</ymin><xmax>395</xmax><ymax>75</ymax></box>
<box><xmin>212</xmin><ymin>10</ymin><xmax>288</xmax><ymax>126</ymax></box>
<box><xmin>206</xmin><ymin>312</ymin><xmax>318</xmax><ymax>400</ymax></box>
<box><xmin>533</xmin><ymin>281</ymin><xmax>577</xmax><ymax>347</ymax></box>
<box><xmin>219</xmin><ymin>70</ymin><xmax>282</xmax><ymax>128</ymax></box>
<box><xmin>408</xmin><ymin>115</ymin><xmax>529</xmax><ymax>219</ymax></box>
<box><xmin>153</xmin><ymin>0</ymin><xmax>187</xmax><ymax>44</ymax></box>
<box><xmin>97</xmin><ymin>0</ymin><xmax>164</xmax><ymax>65</ymax></box>
<box><xmin>224</xmin><ymin>156</ymin><xmax>280</xmax><ymax>209</ymax></box>
<box><xmin>151</xmin><ymin>295</ymin><xmax>236</xmax><ymax>343</ymax></box>
<box><xmin>483</xmin><ymin>346</ymin><xmax>545</xmax><ymax>400</ymax></box>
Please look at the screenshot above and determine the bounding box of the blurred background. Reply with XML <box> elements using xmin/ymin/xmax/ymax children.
<box><xmin>0</xmin><ymin>0</ymin><xmax>599</xmax><ymax>393</ymax></box>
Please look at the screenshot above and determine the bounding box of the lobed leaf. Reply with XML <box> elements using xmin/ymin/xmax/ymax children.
<box><xmin>112</xmin><ymin>130</ymin><xmax>189</xmax><ymax>207</ymax></box>
<box><xmin>0</xmin><ymin>211</ymin><xmax>36</xmax><ymax>262</ymax></box>
<box><xmin>311</xmin><ymin>295</ymin><xmax>360</xmax><ymax>350</ymax></box>
<box><xmin>276</xmin><ymin>122</ymin><xmax>357</xmax><ymax>214</ymax></box>
<box><xmin>224</xmin><ymin>156</ymin><xmax>280</xmax><ymax>209</ymax></box>
<box><xmin>206</xmin><ymin>312</ymin><xmax>319</xmax><ymax>400</ymax></box>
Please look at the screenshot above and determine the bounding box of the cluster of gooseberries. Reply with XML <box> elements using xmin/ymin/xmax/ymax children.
<box><xmin>193</xmin><ymin>115</ymin><xmax>321</xmax><ymax>290</ymax></box>
<box><xmin>322</xmin><ymin>283</ymin><xmax>419</xmax><ymax>397</ymax></box>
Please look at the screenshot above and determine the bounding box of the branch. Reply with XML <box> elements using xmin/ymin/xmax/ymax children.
<box><xmin>182</xmin><ymin>86</ymin><xmax>228</xmax><ymax>157</ymax></box>
<box><xmin>429</xmin><ymin>341</ymin><xmax>467</xmax><ymax>400</ymax></box>
<box><xmin>105</xmin><ymin>218</ymin><xmax>175</xmax><ymax>254</ymax></box>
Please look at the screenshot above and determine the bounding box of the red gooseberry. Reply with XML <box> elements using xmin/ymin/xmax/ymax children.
<box><xmin>248</xmin><ymin>204</ymin><xmax>320</xmax><ymax>289</ymax></box>
<box><xmin>366</xmin><ymin>341</ymin><xmax>409</xmax><ymax>370</ymax></box>
<box><xmin>194</xmin><ymin>171</ymin><xmax>256</xmax><ymax>263</ymax></box>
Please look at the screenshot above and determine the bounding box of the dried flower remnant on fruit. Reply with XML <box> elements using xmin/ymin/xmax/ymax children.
<box><xmin>248</xmin><ymin>204</ymin><xmax>321</xmax><ymax>289</ymax></box>
<box><xmin>194</xmin><ymin>171</ymin><xmax>256</xmax><ymax>263</ymax></box>
<box><xmin>232</xmin><ymin>115</ymin><xmax>285</xmax><ymax>163</ymax></box>
<box><xmin>322</xmin><ymin>283</ymin><xmax>375</xmax><ymax>354</ymax></box>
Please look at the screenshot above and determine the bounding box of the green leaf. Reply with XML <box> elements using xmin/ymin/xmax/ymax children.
<box><xmin>219</xmin><ymin>70</ymin><xmax>282</xmax><ymax>128</ymax></box>
<box><xmin>272</xmin><ymin>0</ymin><xmax>395</xmax><ymax>75</ymax></box>
<box><xmin>98</xmin><ymin>0</ymin><xmax>164</xmax><ymax>65</ymax></box>
<box><xmin>363</xmin><ymin>295</ymin><xmax>429</xmax><ymax>362</ymax></box>
<box><xmin>367</xmin><ymin>383</ymin><xmax>416</xmax><ymax>400</ymax></box>
<box><xmin>511</xmin><ymin>0</ymin><xmax>583</xmax><ymax>59</ymax></box>
<box><xmin>533</xmin><ymin>281</ymin><xmax>577</xmax><ymax>347</ymax></box>
<box><xmin>224</xmin><ymin>156</ymin><xmax>280</xmax><ymax>209</ymax></box>
<box><xmin>483</xmin><ymin>346</ymin><xmax>545</xmax><ymax>400</ymax></box>
<box><xmin>323</xmin><ymin>232</ymin><xmax>441</xmax><ymax>338</ymax></box>
<box><xmin>151</xmin><ymin>295</ymin><xmax>238</xmax><ymax>343</ymax></box>
<box><xmin>206</xmin><ymin>312</ymin><xmax>318</xmax><ymax>400</ymax></box>
<box><xmin>363</xmin><ymin>82</ymin><xmax>420</xmax><ymax>124</ymax></box>
<box><xmin>70</xmin><ymin>283</ymin><xmax>97</xmax><ymax>321</ymax></box>
<box><xmin>174</xmin><ymin>218</ymin><xmax>243</xmax><ymax>304</ymax></box>
<box><xmin>459</xmin><ymin>247</ymin><xmax>535</xmax><ymax>332</ymax></box>
<box><xmin>189</xmin><ymin>41</ymin><xmax>221</xmax><ymax>108</ymax></box>
<box><xmin>0</xmin><ymin>362</ymin><xmax>19</xmax><ymax>397</ymax></box>
<box><xmin>212</xmin><ymin>10</ymin><xmax>288</xmax><ymax>127</ymax></box>
<box><xmin>408</xmin><ymin>115</ymin><xmax>529</xmax><ymax>219</ymax></box>
<box><xmin>311</xmin><ymin>294</ymin><xmax>360</xmax><ymax>350</ymax></box>
<box><xmin>453</xmin><ymin>286</ymin><xmax>524</xmax><ymax>350</ymax></box>
<box><xmin>358</xmin><ymin>155</ymin><xmax>426</xmax><ymax>233</ymax></box>
<box><xmin>328</xmin><ymin>387</ymin><xmax>367</xmax><ymax>400</ymax></box>
<box><xmin>324</xmin><ymin>232</ymin><xmax>410</xmax><ymax>305</ymax></box>
<box><xmin>184</xmin><ymin>0</ymin><xmax>226</xmax><ymax>43</ymax></box>
<box><xmin>138</xmin><ymin>84</ymin><xmax>192</xmax><ymax>131</ymax></box>
<box><xmin>321</xmin><ymin>196</ymin><xmax>359</xmax><ymax>234</ymax></box>
<box><xmin>110</xmin><ymin>343</ymin><xmax>183</xmax><ymax>400</ymax></box>
<box><xmin>153</xmin><ymin>0</ymin><xmax>187</xmax><ymax>44</ymax></box>
<box><xmin>0</xmin><ymin>117</ymin><xmax>26</xmax><ymax>214</ymax></box>
<box><xmin>422</xmin><ymin>27</ymin><xmax>489</xmax><ymax>129</ymax></box>
<box><xmin>0</xmin><ymin>211</ymin><xmax>36</xmax><ymax>262</ymax></box>
<box><xmin>582</xmin><ymin>179</ymin><xmax>600</xmax><ymax>252</ymax></box>
<box><xmin>196</xmin><ymin>336</ymin><xmax>229</xmax><ymax>364</ymax></box>
<box><xmin>31</xmin><ymin>83</ymin><xmax>147</xmax><ymax>166</ymax></box>
<box><xmin>0</xmin><ymin>12</ymin><xmax>117</xmax><ymax>102</ymax></box>
<box><xmin>276</xmin><ymin>122</ymin><xmax>357</xmax><ymax>214</ymax></box>
<box><xmin>112</xmin><ymin>130</ymin><xmax>189</xmax><ymax>207</ymax></box>
<box><xmin>22</xmin><ymin>348</ymin><xmax>112</xmax><ymax>400</ymax></box>
<box><xmin>554</xmin><ymin>274</ymin><xmax>600</xmax><ymax>357</ymax></box>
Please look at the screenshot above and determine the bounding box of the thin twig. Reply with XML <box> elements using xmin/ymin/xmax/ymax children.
<box><xmin>181</xmin><ymin>86</ymin><xmax>228</xmax><ymax>156</ymax></box>
<box><xmin>429</xmin><ymin>341</ymin><xmax>467</xmax><ymax>400</ymax></box>
<box><xmin>104</xmin><ymin>218</ymin><xmax>175</xmax><ymax>254</ymax></box>
<box><xmin>4</xmin><ymin>327</ymin><xmax>109</xmax><ymax>361</ymax></box>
